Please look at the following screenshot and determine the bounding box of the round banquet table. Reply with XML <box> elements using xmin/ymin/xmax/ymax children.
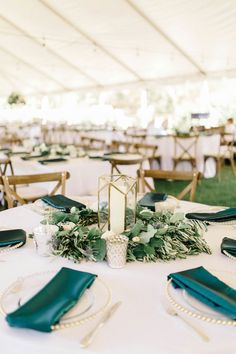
<box><xmin>0</xmin><ymin>200</ymin><xmax>235</xmax><ymax>354</ymax></box>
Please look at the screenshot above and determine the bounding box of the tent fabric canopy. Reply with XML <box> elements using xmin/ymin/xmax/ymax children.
<box><xmin>0</xmin><ymin>0</ymin><xmax>235</xmax><ymax>96</ymax></box>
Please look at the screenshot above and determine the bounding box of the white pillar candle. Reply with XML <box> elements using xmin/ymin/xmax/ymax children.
<box><xmin>109</xmin><ymin>184</ymin><xmax>126</xmax><ymax>234</ymax></box>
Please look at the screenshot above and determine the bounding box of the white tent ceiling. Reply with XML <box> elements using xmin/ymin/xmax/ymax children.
<box><xmin>0</xmin><ymin>0</ymin><xmax>235</xmax><ymax>96</ymax></box>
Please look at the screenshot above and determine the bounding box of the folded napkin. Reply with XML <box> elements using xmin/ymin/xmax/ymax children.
<box><xmin>41</xmin><ymin>194</ymin><xmax>86</xmax><ymax>212</ymax></box>
<box><xmin>0</xmin><ymin>229</ymin><xmax>26</xmax><ymax>248</ymax></box>
<box><xmin>185</xmin><ymin>208</ymin><xmax>236</xmax><ymax>222</ymax></box>
<box><xmin>103</xmin><ymin>152</ymin><xmax>125</xmax><ymax>156</ymax></box>
<box><xmin>39</xmin><ymin>158</ymin><xmax>68</xmax><ymax>164</ymax></box>
<box><xmin>21</xmin><ymin>154</ymin><xmax>45</xmax><ymax>161</ymax></box>
<box><xmin>168</xmin><ymin>266</ymin><xmax>236</xmax><ymax>319</ymax></box>
<box><xmin>10</xmin><ymin>151</ymin><xmax>29</xmax><ymax>155</ymax></box>
<box><xmin>88</xmin><ymin>155</ymin><xmax>103</xmax><ymax>159</ymax></box>
<box><xmin>138</xmin><ymin>192</ymin><xmax>167</xmax><ymax>211</ymax></box>
<box><xmin>6</xmin><ymin>267</ymin><xmax>97</xmax><ymax>332</ymax></box>
<box><xmin>221</xmin><ymin>237</ymin><xmax>236</xmax><ymax>257</ymax></box>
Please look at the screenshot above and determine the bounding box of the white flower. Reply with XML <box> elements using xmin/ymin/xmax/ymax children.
<box><xmin>40</xmin><ymin>143</ymin><xmax>48</xmax><ymax>152</ymax></box>
<box><xmin>101</xmin><ymin>230</ymin><xmax>117</xmax><ymax>240</ymax></box>
<box><xmin>132</xmin><ymin>236</ymin><xmax>140</xmax><ymax>243</ymax></box>
<box><xmin>62</xmin><ymin>222</ymin><xmax>76</xmax><ymax>231</ymax></box>
<box><xmin>70</xmin><ymin>206</ymin><xmax>77</xmax><ymax>214</ymax></box>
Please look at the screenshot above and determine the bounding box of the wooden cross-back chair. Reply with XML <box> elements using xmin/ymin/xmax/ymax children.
<box><xmin>133</xmin><ymin>143</ymin><xmax>161</xmax><ymax>168</ymax></box>
<box><xmin>80</xmin><ymin>136</ymin><xmax>106</xmax><ymax>150</ymax></box>
<box><xmin>110</xmin><ymin>140</ymin><xmax>135</xmax><ymax>153</ymax></box>
<box><xmin>0</xmin><ymin>157</ymin><xmax>14</xmax><ymax>176</ymax></box>
<box><xmin>125</xmin><ymin>133</ymin><xmax>147</xmax><ymax>144</ymax></box>
<box><xmin>2</xmin><ymin>171</ymin><xmax>70</xmax><ymax>208</ymax></box>
<box><xmin>203</xmin><ymin>132</ymin><xmax>236</xmax><ymax>180</ymax></box>
<box><xmin>0</xmin><ymin>157</ymin><xmax>15</xmax><ymax>207</ymax></box>
<box><xmin>173</xmin><ymin>135</ymin><xmax>199</xmax><ymax>171</ymax></box>
<box><xmin>109</xmin><ymin>155</ymin><xmax>144</xmax><ymax>176</ymax></box>
<box><xmin>138</xmin><ymin>169</ymin><xmax>201</xmax><ymax>202</ymax></box>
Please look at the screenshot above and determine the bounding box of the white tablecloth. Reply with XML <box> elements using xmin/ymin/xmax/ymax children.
<box><xmin>11</xmin><ymin>156</ymin><xmax>148</xmax><ymax>196</ymax></box>
<box><xmin>0</xmin><ymin>201</ymin><xmax>235</xmax><ymax>354</ymax></box>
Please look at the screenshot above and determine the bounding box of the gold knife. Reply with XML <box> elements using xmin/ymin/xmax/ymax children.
<box><xmin>80</xmin><ymin>301</ymin><xmax>122</xmax><ymax>348</ymax></box>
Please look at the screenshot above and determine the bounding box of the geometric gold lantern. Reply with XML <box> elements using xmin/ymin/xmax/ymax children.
<box><xmin>98</xmin><ymin>174</ymin><xmax>137</xmax><ymax>234</ymax></box>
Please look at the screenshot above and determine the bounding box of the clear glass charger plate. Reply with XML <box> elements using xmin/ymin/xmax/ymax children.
<box><xmin>25</xmin><ymin>199</ymin><xmax>57</xmax><ymax>215</ymax></box>
<box><xmin>166</xmin><ymin>268</ymin><xmax>236</xmax><ymax>326</ymax></box>
<box><xmin>0</xmin><ymin>271</ymin><xmax>111</xmax><ymax>330</ymax></box>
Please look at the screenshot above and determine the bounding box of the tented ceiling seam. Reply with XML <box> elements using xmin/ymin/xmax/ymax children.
<box><xmin>0</xmin><ymin>14</ymin><xmax>102</xmax><ymax>87</ymax></box>
<box><xmin>38</xmin><ymin>0</ymin><xmax>143</xmax><ymax>81</ymax></box>
<box><xmin>0</xmin><ymin>44</ymin><xmax>67</xmax><ymax>90</ymax></box>
<box><xmin>125</xmin><ymin>0</ymin><xmax>207</xmax><ymax>76</ymax></box>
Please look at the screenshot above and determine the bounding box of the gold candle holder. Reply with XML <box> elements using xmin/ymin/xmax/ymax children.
<box><xmin>98</xmin><ymin>175</ymin><xmax>137</xmax><ymax>233</ymax></box>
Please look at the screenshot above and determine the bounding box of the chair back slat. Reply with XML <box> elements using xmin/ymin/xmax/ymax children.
<box><xmin>138</xmin><ymin>169</ymin><xmax>201</xmax><ymax>202</ymax></box>
<box><xmin>2</xmin><ymin>171</ymin><xmax>70</xmax><ymax>208</ymax></box>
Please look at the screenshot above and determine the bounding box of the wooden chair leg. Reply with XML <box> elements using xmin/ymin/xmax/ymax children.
<box><xmin>203</xmin><ymin>157</ymin><xmax>207</xmax><ymax>177</ymax></box>
<box><xmin>217</xmin><ymin>158</ymin><xmax>222</xmax><ymax>182</ymax></box>
<box><xmin>230</xmin><ymin>154</ymin><xmax>236</xmax><ymax>176</ymax></box>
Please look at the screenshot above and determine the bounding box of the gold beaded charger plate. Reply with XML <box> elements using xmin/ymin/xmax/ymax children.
<box><xmin>0</xmin><ymin>227</ymin><xmax>25</xmax><ymax>254</ymax></box>
<box><xmin>0</xmin><ymin>271</ymin><xmax>111</xmax><ymax>330</ymax></box>
<box><xmin>166</xmin><ymin>269</ymin><xmax>236</xmax><ymax>326</ymax></box>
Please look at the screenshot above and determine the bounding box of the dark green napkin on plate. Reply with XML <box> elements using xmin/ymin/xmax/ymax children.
<box><xmin>41</xmin><ymin>194</ymin><xmax>86</xmax><ymax>212</ymax></box>
<box><xmin>6</xmin><ymin>267</ymin><xmax>97</xmax><ymax>332</ymax></box>
<box><xmin>10</xmin><ymin>151</ymin><xmax>29</xmax><ymax>155</ymax></box>
<box><xmin>221</xmin><ymin>237</ymin><xmax>236</xmax><ymax>257</ymax></box>
<box><xmin>39</xmin><ymin>158</ymin><xmax>68</xmax><ymax>164</ymax></box>
<box><xmin>88</xmin><ymin>155</ymin><xmax>103</xmax><ymax>159</ymax></box>
<box><xmin>168</xmin><ymin>266</ymin><xmax>236</xmax><ymax>319</ymax></box>
<box><xmin>138</xmin><ymin>192</ymin><xmax>167</xmax><ymax>211</ymax></box>
<box><xmin>0</xmin><ymin>229</ymin><xmax>26</xmax><ymax>248</ymax></box>
<box><xmin>185</xmin><ymin>208</ymin><xmax>236</xmax><ymax>222</ymax></box>
<box><xmin>21</xmin><ymin>154</ymin><xmax>44</xmax><ymax>160</ymax></box>
<box><xmin>22</xmin><ymin>151</ymin><xmax>49</xmax><ymax>160</ymax></box>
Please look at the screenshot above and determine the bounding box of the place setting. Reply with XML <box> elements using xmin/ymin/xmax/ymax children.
<box><xmin>1</xmin><ymin>3</ymin><xmax>236</xmax><ymax>352</ymax></box>
<box><xmin>0</xmin><ymin>167</ymin><xmax>236</xmax><ymax>352</ymax></box>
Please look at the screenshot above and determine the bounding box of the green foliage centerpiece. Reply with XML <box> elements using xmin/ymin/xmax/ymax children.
<box><xmin>45</xmin><ymin>205</ymin><xmax>211</xmax><ymax>263</ymax></box>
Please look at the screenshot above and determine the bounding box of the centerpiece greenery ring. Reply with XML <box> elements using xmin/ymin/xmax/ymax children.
<box><xmin>42</xmin><ymin>205</ymin><xmax>211</xmax><ymax>263</ymax></box>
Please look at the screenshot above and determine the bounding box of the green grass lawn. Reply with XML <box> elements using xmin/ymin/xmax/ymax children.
<box><xmin>154</xmin><ymin>166</ymin><xmax>236</xmax><ymax>207</ymax></box>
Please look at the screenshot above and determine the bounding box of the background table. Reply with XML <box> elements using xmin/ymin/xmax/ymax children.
<box><xmin>0</xmin><ymin>200</ymin><xmax>235</xmax><ymax>354</ymax></box>
<box><xmin>147</xmin><ymin>134</ymin><xmax>220</xmax><ymax>178</ymax></box>
<box><xmin>11</xmin><ymin>156</ymin><xmax>149</xmax><ymax>196</ymax></box>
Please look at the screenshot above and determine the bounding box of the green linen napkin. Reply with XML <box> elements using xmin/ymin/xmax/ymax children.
<box><xmin>0</xmin><ymin>229</ymin><xmax>26</xmax><ymax>247</ymax></box>
<box><xmin>9</xmin><ymin>151</ymin><xmax>29</xmax><ymax>155</ymax></box>
<box><xmin>185</xmin><ymin>208</ymin><xmax>236</xmax><ymax>222</ymax></box>
<box><xmin>6</xmin><ymin>267</ymin><xmax>97</xmax><ymax>332</ymax></box>
<box><xmin>138</xmin><ymin>192</ymin><xmax>167</xmax><ymax>211</ymax></box>
<box><xmin>21</xmin><ymin>153</ymin><xmax>48</xmax><ymax>161</ymax></box>
<box><xmin>221</xmin><ymin>237</ymin><xmax>236</xmax><ymax>257</ymax></box>
<box><xmin>38</xmin><ymin>158</ymin><xmax>68</xmax><ymax>164</ymax></box>
<box><xmin>41</xmin><ymin>194</ymin><xmax>86</xmax><ymax>212</ymax></box>
<box><xmin>168</xmin><ymin>266</ymin><xmax>236</xmax><ymax>319</ymax></box>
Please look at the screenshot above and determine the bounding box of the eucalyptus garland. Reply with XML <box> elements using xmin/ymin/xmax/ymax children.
<box><xmin>44</xmin><ymin>206</ymin><xmax>211</xmax><ymax>263</ymax></box>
